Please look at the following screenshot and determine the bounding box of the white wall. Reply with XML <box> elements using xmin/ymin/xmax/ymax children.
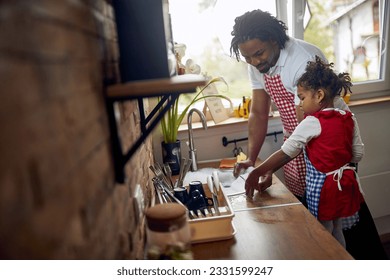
<box><xmin>153</xmin><ymin>116</ymin><xmax>285</xmax><ymax>180</ymax></box>
<box><xmin>350</xmin><ymin>100</ymin><xmax>390</xmax><ymax>235</ymax></box>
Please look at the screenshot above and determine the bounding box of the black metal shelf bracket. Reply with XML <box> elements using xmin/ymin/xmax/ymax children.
<box><xmin>105</xmin><ymin>92</ymin><xmax>180</xmax><ymax>183</ymax></box>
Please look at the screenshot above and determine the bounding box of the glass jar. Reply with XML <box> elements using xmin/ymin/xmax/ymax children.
<box><xmin>145</xmin><ymin>203</ymin><xmax>193</xmax><ymax>260</ymax></box>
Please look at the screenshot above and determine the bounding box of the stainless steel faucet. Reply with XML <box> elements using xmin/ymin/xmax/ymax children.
<box><xmin>187</xmin><ymin>108</ymin><xmax>207</xmax><ymax>171</ymax></box>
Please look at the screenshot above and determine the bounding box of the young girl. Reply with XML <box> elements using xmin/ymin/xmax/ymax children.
<box><xmin>245</xmin><ymin>56</ymin><xmax>365</xmax><ymax>247</ymax></box>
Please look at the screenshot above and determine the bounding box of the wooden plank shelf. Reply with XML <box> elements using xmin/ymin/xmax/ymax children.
<box><xmin>105</xmin><ymin>74</ymin><xmax>206</xmax><ymax>183</ymax></box>
<box><xmin>107</xmin><ymin>74</ymin><xmax>206</xmax><ymax>99</ymax></box>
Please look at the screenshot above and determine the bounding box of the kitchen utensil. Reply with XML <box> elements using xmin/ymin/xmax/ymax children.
<box><xmin>154</xmin><ymin>163</ymin><xmax>172</xmax><ymax>190</ymax></box>
<box><xmin>212</xmin><ymin>171</ymin><xmax>233</xmax><ymax>213</ymax></box>
<box><xmin>176</xmin><ymin>158</ymin><xmax>187</xmax><ymax>189</ymax></box>
<box><xmin>150</xmin><ymin>164</ymin><xmax>171</xmax><ymax>191</ymax></box>
<box><xmin>212</xmin><ymin>171</ymin><xmax>220</xmax><ymax>193</ymax></box>
<box><xmin>207</xmin><ymin>175</ymin><xmax>220</xmax><ymax>215</ymax></box>
<box><xmin>152</xmin><ymin>179</ymin><xmax>164</xmax><ymax>204</ymax></box>
<box><xmin>163</xmin><ymin>163</ymin><xmax>174</xmax><ymax>187</ymax></box>
<box><xmin>161</xmin><ymin>182</ymin><xmax>186</xmax><ymax>206</ymax></box>
<box><xmin>181</xmin><ymin>160</ymin><xmax>192</xmax><ymax>184</ymax></box>
<box><xmin>151</xmin><ymin>173</ymin><xmax>186</xmax><ymax>207</ymax></box>
<box><xmin>152</xmin><ymin>178</ymin><xmax>169</xmax><ymax>203</ymax></box>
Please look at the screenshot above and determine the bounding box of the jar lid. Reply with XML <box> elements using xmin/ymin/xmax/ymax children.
<box><xmin>145</xmin><ymin>203</ymin><xmax>188</xmax><ymax>232</ymax></box>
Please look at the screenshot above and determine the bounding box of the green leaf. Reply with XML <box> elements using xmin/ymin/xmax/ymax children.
<box><xmin>160</xmin><ymin>76</ymin><xmax>230</xmax><ymax>143</ymax></box>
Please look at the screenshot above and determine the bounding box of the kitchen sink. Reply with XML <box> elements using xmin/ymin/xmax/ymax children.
<box><xmin>182</xmin><ymin>167</ymin><xmax>254</xmax><ymax>196</ymax></box>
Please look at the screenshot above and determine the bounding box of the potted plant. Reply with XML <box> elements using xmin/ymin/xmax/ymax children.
<box><xmin>160</xmin><ymin>76</ymin><xmax>230</xmax><ymax>175</ymax></box>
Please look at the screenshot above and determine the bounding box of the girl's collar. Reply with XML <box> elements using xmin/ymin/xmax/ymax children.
<box><xmin>321</xmin><ymin>107</ymin><xmax>347</xmax><ymax>114</ymax></box>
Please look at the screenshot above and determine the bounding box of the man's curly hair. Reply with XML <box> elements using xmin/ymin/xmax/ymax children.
<box><xmin>230</xmin><ymin>9</ymin><xmax>289</xmax><ymax>61</ymax></box>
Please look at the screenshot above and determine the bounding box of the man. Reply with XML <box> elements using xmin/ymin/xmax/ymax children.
<box><xmin>230</xmin><ymin>9</ymin><xmax>387</xmax><ymax>259</ymax></box>
<box><xmin>230</xmin><ymin>9</ymin><xmax>350</xmax><ymax>200</ymax></box>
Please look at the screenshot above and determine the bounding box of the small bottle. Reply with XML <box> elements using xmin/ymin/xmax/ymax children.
<box><xmin>145</xmin><ymin>203</ymin><xmax>193</xmax><ymax>260</ymax></box>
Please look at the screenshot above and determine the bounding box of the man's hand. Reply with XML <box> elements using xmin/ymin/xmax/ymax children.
<box><xmin>233</xmin><ymin>159</ymin><xmax>254</xmax><ymax>177</ymax></box>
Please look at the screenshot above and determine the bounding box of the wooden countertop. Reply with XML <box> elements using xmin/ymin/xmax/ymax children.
<box><xmin>190</xmin><ymin>160</ymin><xmax>353</xmax><ymax>260</ymax></box>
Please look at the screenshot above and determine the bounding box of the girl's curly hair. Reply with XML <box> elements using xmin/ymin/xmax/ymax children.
<box><xmin>297</xmin><ymin>56</ymin><xmax>352</xmax><ymax>101</ymax></box>
<box><xmin>230</xmin><ymin>9</ymin><xmax>289</xmax><ymax>61</ymax></box>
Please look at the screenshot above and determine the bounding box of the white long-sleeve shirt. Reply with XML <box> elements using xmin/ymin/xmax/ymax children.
<box><xmin>281</xmin><ymin>108</ymin><xmax>364</xmax><ymax>163</ymax></box>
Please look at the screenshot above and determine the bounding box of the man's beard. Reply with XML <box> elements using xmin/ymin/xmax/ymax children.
<box><xmin>257</xmin><ymin>48</ymin><xmax>277</xmax><ymax>74</ymax></box>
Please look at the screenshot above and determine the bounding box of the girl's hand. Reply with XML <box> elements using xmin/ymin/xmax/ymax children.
<box><xmin>245</xmin><ymin>170</ymin><xmax>272</xmax><ymax>197</ymax></box>
<box><xmin>258</xmin><ymin>172</ymin><xmax>272</xmax><ymax>192</ymax></box>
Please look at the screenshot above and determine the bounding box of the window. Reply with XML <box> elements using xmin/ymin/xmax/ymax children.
<box><xmin>303</xmin><ymin>0</ymin><xmax>389</xmax><ymax>98</ymax></box>
<box><xmin>168</xmin><ymin>0</ymin><xmax>389</xmax><ymax>110</ymax></box>
<box><xmin>168</xmin><ymin>0</ymin><xmax>276</xmax><ymax>109</ymax></box>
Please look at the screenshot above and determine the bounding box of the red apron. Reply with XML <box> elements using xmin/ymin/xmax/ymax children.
<box><xmin>264</xmin><ymin>74</ymin><xmax>306</xmax><ymax>197</ymax></box>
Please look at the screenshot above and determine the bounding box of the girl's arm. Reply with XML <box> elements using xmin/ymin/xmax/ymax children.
<box><xmin>252</xmin><ymin>149</ymin><xmax>292</xmax><ymax>177</ymax></box>
<box><xmin>245</xmin><ymin>116</ymin><xmax>321</xmax><ymax>197</ymax></box>
<box><xmin>245</xmin><ymin>149</ymin><xmax>293</xmax><ymax>196</ymax></box>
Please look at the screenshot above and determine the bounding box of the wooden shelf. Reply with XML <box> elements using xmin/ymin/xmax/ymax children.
<box><xmin>107</xmin><ymin>74</ymin><xmax>206</xmax><ymax>99</ymax></box>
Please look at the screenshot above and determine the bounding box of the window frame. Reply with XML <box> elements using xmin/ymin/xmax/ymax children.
<box><xmin>168</xmin><ymin>0</ymin><xmax>390</xmax><ymax>117</ymax></box>
<box><xmin>289</xmin><ymin>0</ymin><xmax>390</xmax><ymax>101</ymax></box>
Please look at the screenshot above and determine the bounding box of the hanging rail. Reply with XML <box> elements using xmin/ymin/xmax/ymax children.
<box><xmin>222</xmin><ymin>130</ymin><xmax>283</xmax><ymax>147</ymax></box>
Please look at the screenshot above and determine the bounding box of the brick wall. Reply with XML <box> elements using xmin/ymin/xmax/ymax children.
<box><xmin>0</xmin><ymin>0</ymin><xmax>154</xmax><ymax>259</ymax></box>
